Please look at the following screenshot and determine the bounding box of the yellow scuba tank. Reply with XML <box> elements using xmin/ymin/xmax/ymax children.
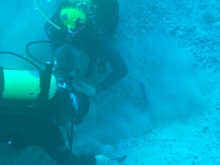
<box><xmin>0</xmin><ymin>66</ymin><xmax>57</xmax><ymax>101</ymax></box>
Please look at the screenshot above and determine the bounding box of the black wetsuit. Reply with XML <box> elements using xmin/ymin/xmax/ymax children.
<box><xmin>45</xmin><ymin>0</ymin><xmax>128</xmax><ymax>90</ymax></box>
<box><xmin>0</xmin><ymin>98</ymin><xmax>96</xmax><ymax>165</ymax></box>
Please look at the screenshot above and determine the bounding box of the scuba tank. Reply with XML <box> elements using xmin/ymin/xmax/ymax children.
<box><xmin>0</xmin><ymin>58</ymin><xmax>58</xmax><ymax>139</ymax></box>
<box><xmin>0</xmin><ymin>63</ymin><xmax>57</xmax><ymax>102</ymax></box>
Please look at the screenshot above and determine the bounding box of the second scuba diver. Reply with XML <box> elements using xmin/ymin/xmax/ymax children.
<box><xmin>45</xmin><ymin>0</ymin><xmax>128</xmax><ymax>95</ymax></box>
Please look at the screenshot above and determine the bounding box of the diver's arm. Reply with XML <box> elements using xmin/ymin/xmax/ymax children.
<box><xmin>36</xmin><ymin>126</ymin><xmax>96</xmax><ymax>165</ymax></box>
<box><xmin>95</xmin><ymin>34</ymin><xmax>128</xmax><ymax>92</ymax></box>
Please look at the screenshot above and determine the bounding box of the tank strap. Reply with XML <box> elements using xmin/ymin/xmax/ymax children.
<box><xmin>0</xmin><ymin>66</ymin><xmax>4</xmax><ymax>98</ymax></box>
<box><xmin>37</xmin><ymin>63</ymin><xmax>53</xmax><ymax>102</ymax></box>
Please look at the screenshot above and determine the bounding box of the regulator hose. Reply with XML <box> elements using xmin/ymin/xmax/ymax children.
<box><xmin>34</xmin><ymin>0</ymin><xmax>61</xmax><ymax>30</ymax></box>
<box><xmin>26</xmin><ymin>40</ymin><xmax>51</xmax><ymax>65</ymax></box>
<box><xmin>0</xmin><ymin>51</ymin><xmax>42</xmax><ymax>70</ymax></box>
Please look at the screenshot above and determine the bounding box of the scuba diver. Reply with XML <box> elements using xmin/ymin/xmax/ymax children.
<box><xmin>0</xmin><ymin>66</ymin><xmax>110</xmax><ymax>165</ymax></box>
<box><xmin>44</xmin><ymin>0</ymin><xmax>128</xmax><ymax>95</ymax></box>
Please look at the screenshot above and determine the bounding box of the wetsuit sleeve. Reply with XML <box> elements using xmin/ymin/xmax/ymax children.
<box><xmin>95</xmin><ymin>34</ymin><xmax>128</xmax><ymax>90</ymax></box>
<box><xmin>36</xmin><ymin>126</ymin><xmax>96</xmax><ymax>165</ymax></box>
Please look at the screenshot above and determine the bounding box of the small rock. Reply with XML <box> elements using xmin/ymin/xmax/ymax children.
<box><xmin>203</xmin><ymin>126</ymin><xmax>209</xmax><ymax>133</ymax></box>
<box><xmin>176</xmin><ymin>30</ymin><xmax>185</xmax><ymax>38</ymax></box>
<box><xmin>194</xmin><ymin>155</ymin><xmax>199</xmax><ymax>159</ymax></box>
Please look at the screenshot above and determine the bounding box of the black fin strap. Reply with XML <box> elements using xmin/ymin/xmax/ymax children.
<box><xmin>38</xmin><ymin>63</ymin><xmax>53</xmax><ymax>102</ymax></box>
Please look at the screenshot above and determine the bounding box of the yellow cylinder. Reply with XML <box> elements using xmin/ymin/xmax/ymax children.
<box><xmin>1</xmin><ymin>69</ymin><xmax>56</xmax><ymax>100</ymax></box>
<box><xmin>49</xmin><ymin>73</ymin><xmax>57</xmax><ymax>100</ymax></box>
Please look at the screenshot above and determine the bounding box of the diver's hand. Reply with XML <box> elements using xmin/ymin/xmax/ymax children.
<box><xmin>72</xmin><ymin>81</ymin><xmax>96</xmax><ymax>96</ymax></box>
<box><xmin>95</xmin><ymin>155</ymin><xmax>110</xmax><ymax>165</ymax></box>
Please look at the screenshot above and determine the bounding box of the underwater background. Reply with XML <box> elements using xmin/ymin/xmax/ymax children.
<box><xmin>0</xmin><ymin>0</ymin><xmax>220</xmax><ymax>164</ymax></box>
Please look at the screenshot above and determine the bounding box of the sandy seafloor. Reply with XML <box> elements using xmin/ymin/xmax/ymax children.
<box><xmin>1</xmin><ymin>0</ymin><xmax>220</xmax><ymax>165</ymax></box>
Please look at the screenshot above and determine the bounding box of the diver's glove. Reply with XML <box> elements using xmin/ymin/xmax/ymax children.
<box><xmin>95</xmin><ymin>155</ymin><xmax>110</xmax><ymax>165</ymax></box>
